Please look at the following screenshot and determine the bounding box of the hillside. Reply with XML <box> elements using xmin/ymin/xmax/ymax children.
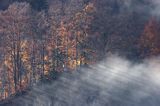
<box><xmin>0</xmin><ymin>0</ymin><xmax>160</xmax><ymax>104</ymax></box>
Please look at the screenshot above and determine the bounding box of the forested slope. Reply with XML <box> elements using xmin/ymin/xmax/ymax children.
<box><xmin>0</xmin><ymin>0</ymin><xmax>160</xmax><ymax>102</ymax></box>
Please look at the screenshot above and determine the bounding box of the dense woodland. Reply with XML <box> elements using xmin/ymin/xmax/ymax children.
<box><xmin>0</xmin><ymin>0</ymin><xmax>160</xmax><ymax>102</ymax></box>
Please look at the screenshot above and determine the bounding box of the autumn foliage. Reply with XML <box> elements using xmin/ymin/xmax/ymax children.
<box><xmin>0</xmin><ymin>1</ymin><xmax>96</xmax><ymax>101</ymax></box>
<box><xmin>0</xmin><ymin>0</ymin><xmax>160</xmax><ymax>102</ymax></box>
<box><xmin>138</xmin><ymin>18</ymin><xmax>160</xmax><ymax>58</ymax></box>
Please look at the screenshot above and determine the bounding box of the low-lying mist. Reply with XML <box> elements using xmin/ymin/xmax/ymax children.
<box><xmin>4</xmin><ymin>55</ymin><xmax>160</xmax><ymax>106</ymax></box>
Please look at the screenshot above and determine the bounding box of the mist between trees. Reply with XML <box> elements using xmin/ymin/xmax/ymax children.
<box><xmin>0</xmin><ymin>1</ymin><xmax>96</xmax><ymax>101</ymax></box>
<box><xmin>0</xmin><ymin>0</ymin><xmax>160</xmax><ymax>103</ymax></box>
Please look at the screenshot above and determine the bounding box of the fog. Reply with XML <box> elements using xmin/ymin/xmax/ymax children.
<box><xmin>2</xmin><ymin>55</ymin><xmax>160</xmax><ymax>106</ymax></box>
<box><xmin>120</xmin><ymin>0</ymin><xmax>160</xmax><ymax>18</ymax></box>
<box><xmin>151</xmin><ymin>0</ymin><xmax>160</xmax><ymax>17</ymax></box>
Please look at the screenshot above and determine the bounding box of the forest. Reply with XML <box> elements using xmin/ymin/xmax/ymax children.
<box><xmin>0</xmin><ymin>0</ymin><xmax>160</xmax><ymax>105</ymax></box>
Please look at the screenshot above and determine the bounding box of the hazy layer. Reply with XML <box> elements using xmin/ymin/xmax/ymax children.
<box><xmin>2</xmin><ymin>55</ymin><xmax>160</xmax><ymax>106</ymax></box>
